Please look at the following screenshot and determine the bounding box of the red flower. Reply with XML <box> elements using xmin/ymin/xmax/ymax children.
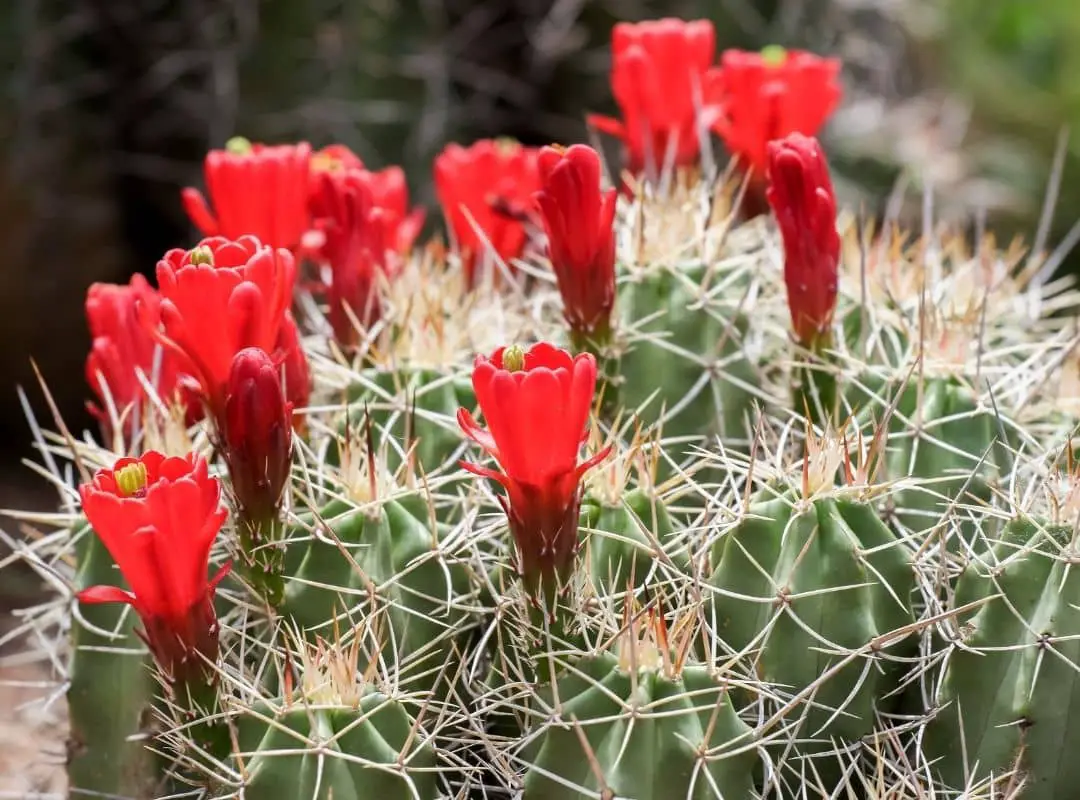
<box><xmin>457</xmin><ymin>343</ymin><xmax>611</xmax><ymax>598</ymax></box>
<box><xmin>588</xmin><ymin>18</ymin><xmax>725</xmax><ymax>177</ymax></box>
<box><xmin>310</xmin><ymin>166</ymin><xmax>425</xmax><ymax>346</ymax></box>
<box><xmin>434</xmin><ymin>139</ymin><xmax>541</xmax><ymax>285</ymax></box>
<box><xmin>310</xmin><ymin>144</ymin><xmax>365</xmax><ymax>180</ymax></box>
<box><xmin>766</xmin><ymin>133</ymin><xmax>840</xmax><ymax>347</ymax></box>
<box><xmin>713</xmin><ymin>47</ymin><xmax>842</xmax><ymax>185</ymax></box>
<box><xmin>222</xmin><ymin>348</ymin><xmax>292</xmax><ymax>527</ymax></box>
<box><xmin>534</xmin><ymin>145</ymin><xmax>618</xmax><ymax>343</ymax></box>
<box><xmin>275</xmin><ymin>312</ymin><xmax>311</xmax><ymax>423</ymax></box>
<box><xmin>85</xmin><ymin>275</ymin><xmax>202</xmax><ymax>436</ymax></box>
<box><xmin>77</xmin><ymin>451</ymin><xmax>228</xmax><ymax>685</ymax></box>
<box><xmin>182</xmin><ymin>139</ymin><xmax>312</xmax><ymax>251</ymax></box>
<box><xmin>153</xmin><ymin>235</ymin><xmax>299</xmax><ymax>420</ymax></box>
<box><xmin>310</xmin><ymin>145</ymin><xmax>424</xmax><ymax>251</ymax></box>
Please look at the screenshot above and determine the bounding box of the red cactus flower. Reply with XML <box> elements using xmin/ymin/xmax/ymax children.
<box><xmin>434</xmin><ymin>139</ymin><xmax>541</xmax><ymax>285</ymax></box>
<box><xmin>587</xmin><ymin>18</ymin><xmax>725</xmax><ymax>178</ymax></box>
<box><xmin>309</xmin><ymin>147</ymin><xmax>425</xmax><ymax>254</ymax></box>
<box><xmin>77</xmin><ymin>451</ymin><xmax>228</xmax><ymax>685</ymax></box>
<box><xmin>534</xmin><ymin>145</ymin><xmax>618</xmax><ymax>344</ymax></box>
<box><xmin>153</xmin><ymin>235</ymin><xmax>299</xmax><ymax>421</ymax></box>
<box><xmin>310</xmin><ymin>144</ymin><xmax>365</xmax><ymax>180</ymax></box>
<box><xmin>275</xmin><ymin>313</ymin><xmax>311</xmax><ymax>423</ymax></box>
<box><xmin>222</xmin><ymin>348</ymin><xmax>292</xmax><ymax>528</ymax></box>
<box><xmin>310</xmin><ymin>167</ymin><xmax>425</xmax><ymax>346</ymax></box>
<box><xmin>766</xmin><ymin>133</ymin><xmax>840</xmax><ymax>348</ymax></box>
<box><xmin>457</xmin><ymin>342</ymin><xmax>611</xmax><ymax>598</ymax></box>
<box><xmin>713</xmin><ymin>47</ymin><xmax>842</xmax><ymax>186</ymax></box>
<box><xmin>85</xmin><ymin>275</ymin><xmax>202</xmax><ymax>436</ymax></box>
<box><xmin>182</xmin><ymin>138</ymin><xmax>312</xmax><ymax>251</ymax></box>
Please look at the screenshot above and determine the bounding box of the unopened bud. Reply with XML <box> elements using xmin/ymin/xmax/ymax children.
<box><xmin>222</xmin><ymin>348</ymin><xmax>293</xmax><ymax>525</ymax></box>
<box><xmin>502</xmin><ymin>344</ymin><xmax>526</xmax><ymax>372</ymax></box>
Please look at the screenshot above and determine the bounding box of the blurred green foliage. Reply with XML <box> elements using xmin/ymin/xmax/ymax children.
<box><xmin>926</xmin><ymin>0</ymin><xmax>1080</xmax><ymax>250</ymax></box>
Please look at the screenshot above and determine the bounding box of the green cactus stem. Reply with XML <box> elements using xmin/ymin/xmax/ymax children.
<box><xmin>519</xmin><ymin>647</ymin><xmax>758</xmax><ymax>799</ymax></box>
<box><xmin>282</xmin><ymin>494</ymin><xmax>469</xmax><ymax>694</ymax></box>
<box><xmin>231</xmin><ymin>693</ymin><xmax>440</xmax><ymax>799</ymax></box>
<box><xmin>708</xmin><ymin>489</ymin><xmax>915</xmax><ymax>755</ymax></box>
<box><xmin>67</xmin><ymin>520</ymin><xmax>163</xmax><ymax>798</ymax></box>
<box><xmin>925</xmin><ymin>517</ymin><xmax>1080</xmax><ymax>798</ymax></box>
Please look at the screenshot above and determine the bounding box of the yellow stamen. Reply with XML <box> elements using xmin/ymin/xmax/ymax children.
<box><xmin>502</xmin><ymin>344</ymin><xmax>526</xmax><ymax>372</ymax></box>
<box><xmin>189</xmin><ymin>245</ymin><xmax>214</xmax><ymax>266</ymax></box>
<box><xmin>115</xmin><ymin>462</ymin><xmax>149</xmax><ymax>497</ymax></box>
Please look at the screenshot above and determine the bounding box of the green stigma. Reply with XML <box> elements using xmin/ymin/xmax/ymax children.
<box><xmin>225</xmin><ymin>135</ymin><xmax>253</xmax><ymax>155</ymax></box>
<box><xmin>502</xmin><ymin>345</ymin><xmax>526</xmax><ymax>372</ymax></box>
<box><xmin>494</xmin><ymin>137</ymin><xmax>521</xmax><ymax>156</ymax></box>
<box><xmin>115</xmin><ymin>462</ymin><xmax>149</xmax><ymax>497</ymax></box>
<box><xmin>761</xmin><ymin>45</ymin><xmax>788</xmax><ymax>67</ymax></box>
<box><xmin>189</xmin><ymin>245</ymin><xmax>214</xmax><ymax>266</ymax></box>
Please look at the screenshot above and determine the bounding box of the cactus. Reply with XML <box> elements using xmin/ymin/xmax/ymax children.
<box><xmin>923</xmin><ymin>514</ymin><xmax>1080</xmax><ymax>798</ymax></box>
<box><xmin>67</xmin><ymin>521</ymin><xmax>164</xmax><ymax>797</ymax></box>
<box><xmin>706</xmin><ymin>434</ymin><xmax>916</xmax><ymax>774</ymax></box>
<box><xmin>517</xmin><ymin>611</ymin><xmax>759</xmax><ymax>800</ymax></box>
<box><xmin>209</xmin><ymin>638</ymin><xmax>443</xmax><ymax>799</ymax></box>
<box><xmin>282</xmin><ymin>480</ymin><xmax>471</xmax><ymax>694</ymax></box>
<box><xmin>9</xmin><ymin>15</ymin><xmax>1080</xmax><ymax>800</ymax></box>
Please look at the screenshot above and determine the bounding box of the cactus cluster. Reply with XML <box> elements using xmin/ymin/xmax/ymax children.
<box><xmin>6</xmin><ymin>15</ymin><xmax>1080</xmax><ymax>800</ymax></box>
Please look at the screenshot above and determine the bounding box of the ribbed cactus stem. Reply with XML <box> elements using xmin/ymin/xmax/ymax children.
<box><xmin>67</xmin><ymin>526</ymin><xmax>162</xmax><ymax>797</ymax></box>
<box><xmin>570</xmin><ymin>323</ymin><xmax>621</xmax><ymax>419</ymax></box>
<box><xmin>792</xmin><ymin>331</ymin><xmax>839</xmax><ymax>429</ymax></box>
<box><xmin>236</xmin><ymin>514</ymin><xmax>286</xmax><ymax>608</ymax></box>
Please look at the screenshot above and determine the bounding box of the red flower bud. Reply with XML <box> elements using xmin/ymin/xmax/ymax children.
<box><xmin>713</xmin><ymin>48</ymin><xmax>841</xmax><ymax>186</ymax></box>
<box><xmin>434</xmin><ymin>139</ymin><xmax>541</xmax><ymax>286</ymax></box>
<box><xmin>222</xmin><ymin>348</ymin><xmax>292</xmax><ymax>527</ymax></box>
<box><xmin>77</xmin><ymin>451</ymin><xmax>228</xmax><ymax>686</ymax></box>
<box><xmin>152</xmin><ymin>235</ymin><xmax>301</xmax><ymax>421</ymax></box>
<box><xmin>85</xmin><ymin>275</ymin><xmax>202</xmax><ymax>438</ymax></box>
<box><xmin>765</xmin><ymin>133</ymin><xmax>840</xmax><ymax>348</ymax></box>
<box><xmin>457</xmin><ymin>343</ymin><xmax>611</xmax><ymax>598</ymax></box>
<box><xmin>181</xmin><ymin>139</ymin><xmax>312</xmax><ymax>251</ymax></box>
<box><xmin>534</xmin><ymin>145</ymin><xmax>618</xmax><ymax>342</ymax></box>
<box><xmin>588</xmin><ymin>18</ymin><xmax>725</xmax><ymax>177</ymax></box>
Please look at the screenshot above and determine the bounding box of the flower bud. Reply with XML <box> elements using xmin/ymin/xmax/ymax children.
<box><xmin>222</xmin><ymin>348</ymin><xmax>293</xmax><ymax>527</ymax></box>
<box><xmin>765</xmin><ymin>133</ymin><xmax>840</xmax><ymax>349</ymax></box>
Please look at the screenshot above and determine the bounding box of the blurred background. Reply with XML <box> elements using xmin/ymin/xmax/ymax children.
<box><xmin>0</xmin><ymin>0</ymin><xmax>1075</xmax><ymax>581</ymax></box>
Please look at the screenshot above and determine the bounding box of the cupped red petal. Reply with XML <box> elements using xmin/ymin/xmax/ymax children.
<box><xmin>186</xmin><ymin>142</ymin><xmax>312</xmax><ymax>250</ymax></box>
<box><xmin>434</xmin><ymin>139</ymin><xmax>542</xmax><ymax>285</ymax></box>
<box><xmin>77</xmin><ymin>584</ymin><xmax>138</xmax><ymax>606</ymax></box>
<box><xmin>181</xmin><ymin>188</ymin><xmax>220</xmax><ymax>238</ymax></box>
